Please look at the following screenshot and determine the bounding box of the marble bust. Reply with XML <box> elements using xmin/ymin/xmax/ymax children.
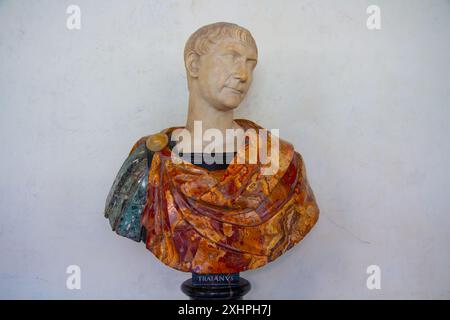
<box><xmin>104</xmin><ymin>22</ymin><xmax>319</xmax><ymax>275</ymax></box>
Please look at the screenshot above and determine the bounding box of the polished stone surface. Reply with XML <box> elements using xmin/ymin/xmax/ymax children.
<box><xmin>181</xmin><ymin>274</ymin><xmax>251</xmax><ymax>300</ymax></box>
<box><xmin>105</xmin><ymin>119</ymin><xmax>320</xmax><ymax>274</ymax></box>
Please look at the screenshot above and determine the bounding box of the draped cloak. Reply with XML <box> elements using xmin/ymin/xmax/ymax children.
<box><xmin>104</xmin><ymin>119</ymin><xmax>319</xmax><ymax>274</ymax></box>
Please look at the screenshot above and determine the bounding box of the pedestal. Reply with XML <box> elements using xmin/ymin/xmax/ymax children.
<box><xmin>181</xmin><ymin>273</ymin><xmax>251</xmax><ymax>300</ymax></box>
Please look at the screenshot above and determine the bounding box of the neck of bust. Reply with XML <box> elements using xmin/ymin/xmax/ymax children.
<box><xmin>185</xmin><ymin>88</ymin><xmax>241</xmax><ymax>151</ymax></box>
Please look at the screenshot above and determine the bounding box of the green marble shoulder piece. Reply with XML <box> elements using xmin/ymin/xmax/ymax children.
<box><xmin>104</xmin><ymin>142</ymin><xmax>149</xmax><ymax>242</ymax></box>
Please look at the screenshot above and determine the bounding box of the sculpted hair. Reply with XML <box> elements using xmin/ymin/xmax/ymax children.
<box><xmin>184</xmin><ymin>22</ymin><xmax>258</xmax><ymax>71</ymax></box>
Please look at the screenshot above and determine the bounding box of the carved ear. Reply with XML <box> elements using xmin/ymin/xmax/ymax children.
<box><xmin>186</xmin><ymin>51</ymin><xmax>200</xmax><ymax>78</ymax></box>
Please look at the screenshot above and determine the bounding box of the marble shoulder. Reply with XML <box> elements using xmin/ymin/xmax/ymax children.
<box><xmin>104</xmin><ymin>138</ymin><xmax>150</xmax><ymax>242</ymax></box>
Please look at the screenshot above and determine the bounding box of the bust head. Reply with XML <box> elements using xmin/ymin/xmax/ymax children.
<box><xmin>184</xmin><ymin>22</ymin><xmax>258</xmax><ymax>111</ymax></box>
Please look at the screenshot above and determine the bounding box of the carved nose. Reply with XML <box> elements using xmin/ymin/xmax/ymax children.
<box><xmin>233</xmin><ymin>61</ymin><xmax>248</xmax><ymax>82</ymax></box>
<box><xmin>235</xmin><ymin>68</ymin><xmax>248</xmax><ymax>82</ymax></box>
<box><xmin>238</xmin><ymin>72</ymin><xmax>248</xmax><ymax>82</ymax></box>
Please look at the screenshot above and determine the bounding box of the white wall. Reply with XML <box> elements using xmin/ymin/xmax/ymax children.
<box><xmin>0</xmin><ymin>0</ymin><xmax>449</xmax><ymax>299</ymax></box>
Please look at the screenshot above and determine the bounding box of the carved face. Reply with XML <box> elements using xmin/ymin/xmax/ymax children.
<box><xmin>194</xmin><ymin>37</ymin><xmax>257</xmax><ymax>110</ymax></box>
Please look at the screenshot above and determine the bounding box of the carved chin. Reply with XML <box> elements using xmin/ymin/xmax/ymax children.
<box><xmin>220</xmin><ymin>93</ymin><xmax>244</xmax><ymax>109</ymax></box>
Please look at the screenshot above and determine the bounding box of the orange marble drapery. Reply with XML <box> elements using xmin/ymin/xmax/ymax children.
<box><xmin>138</xmin><ymin>119</ymin><xmax>319</xmax><ymax>274</ymax></box>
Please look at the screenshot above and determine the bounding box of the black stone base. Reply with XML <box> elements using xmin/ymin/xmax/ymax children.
<box><xmin>181</xmin><ymin>274</ymin><xmax>251</xmax><ymax>300</ymax></box>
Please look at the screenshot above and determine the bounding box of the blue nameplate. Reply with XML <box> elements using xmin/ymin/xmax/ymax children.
<box><xmin>192</xmin><ymin>273</ymin><xmax>240</xmax><ymax>286</ymax></box>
